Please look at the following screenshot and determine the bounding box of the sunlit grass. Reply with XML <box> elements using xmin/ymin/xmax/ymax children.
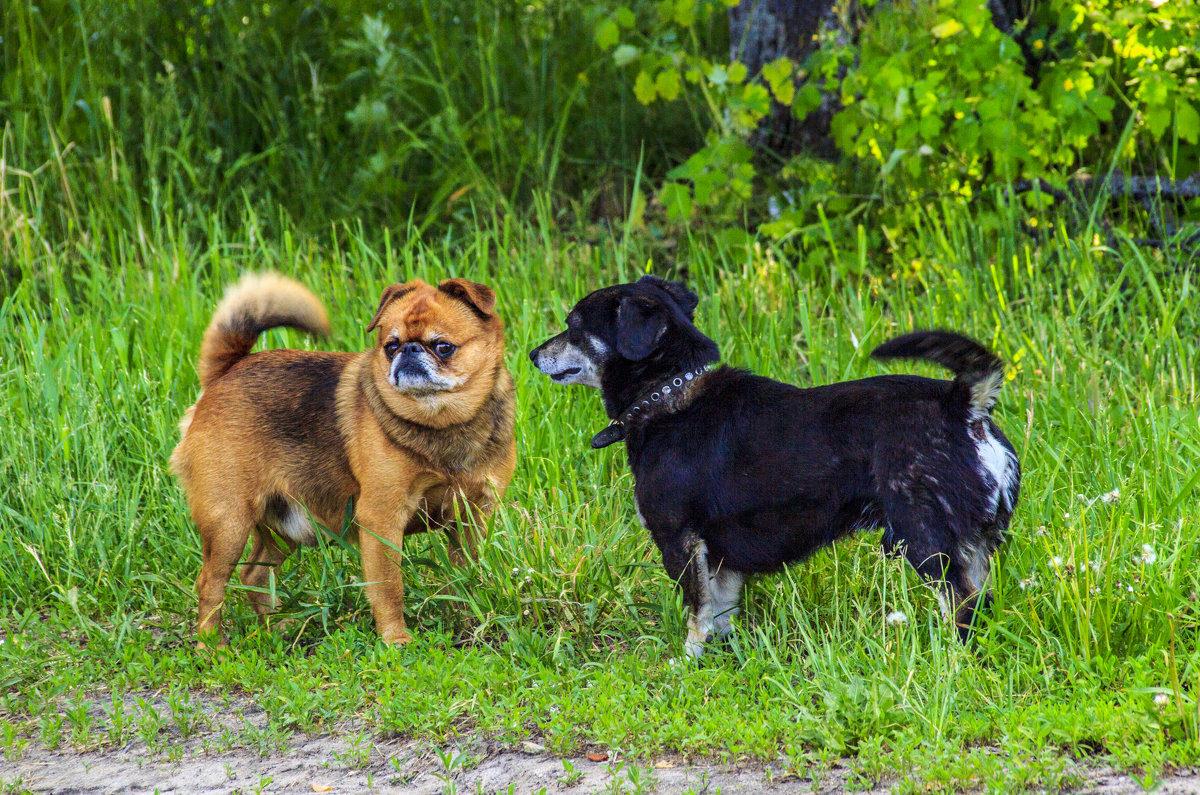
<box><xmin>1</xmin><ymin>187</ymin><xmax>1198</xmax><ymax>787</ymax></box>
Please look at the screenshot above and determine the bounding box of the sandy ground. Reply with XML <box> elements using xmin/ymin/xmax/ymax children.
<box><xmin>7</xmin><ymin>741</ymin><xmax>1200</xmax><ymax>795</ymax></box>
<box><xmin>2</xmin><ymin>694</ymin><xmax>1199</xmax><ymax>794</ymax></box>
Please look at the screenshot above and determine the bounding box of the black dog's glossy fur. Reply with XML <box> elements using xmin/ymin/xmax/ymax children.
<box><xmin>531</xmin><ymin>276</ymin><xmax>1020</xmax><ymax>655</ymax></box>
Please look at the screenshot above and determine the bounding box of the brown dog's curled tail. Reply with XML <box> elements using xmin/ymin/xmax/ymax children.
<box><xmin>197</xmin><ymin>273</ymin><xmax>331</xmax><ymax>388</ymax></box>
<box><xmin>870</xmin><ymin>330</ymin><xmax>1006</xmax><ymax>417</ymax></box>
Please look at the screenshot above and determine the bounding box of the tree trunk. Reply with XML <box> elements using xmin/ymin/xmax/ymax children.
<box><xmin>728</xmin><ymin>0</ymin><xmax>840</xmax><ymax>159</ymax></box>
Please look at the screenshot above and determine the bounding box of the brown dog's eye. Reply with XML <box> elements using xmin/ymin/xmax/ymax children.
<box><xmin>433</xmin><ymin>341</ymin><xmax>456</xmax><ymax>358</ymax></box>
<box><xmin>383</xmin><ymin>340</ymin><xmax>400</xmax><ymax>359</ymax></box>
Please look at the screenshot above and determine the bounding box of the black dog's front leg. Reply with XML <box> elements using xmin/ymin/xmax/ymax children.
<box><xmin>657</xmin><ymin>530</ymin><xmax>713</xmax><ymax>658</ymax></box>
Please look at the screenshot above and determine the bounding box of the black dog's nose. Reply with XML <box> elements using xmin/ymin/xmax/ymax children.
<box><xmin>401</xmin><ymin>342</ymin><xmax>424</xmax><ymax>357</ymax></box>
<box><xmin>528</xmin><ymin>344</ymin><xmax>541</xmax><ymax>363</ymax></box>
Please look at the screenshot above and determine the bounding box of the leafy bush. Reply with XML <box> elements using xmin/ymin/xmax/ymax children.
<box><xmin>600</xmin><ymin>0</ymin><xmax>1199</xmax><ymax>226</ymax></box>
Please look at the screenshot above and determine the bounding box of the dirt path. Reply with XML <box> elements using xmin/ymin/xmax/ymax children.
<box><xmin>3</xmin><ymin>693</ymin><xmax>1199</xmax><ymax>794</ymax></box>
<box><xmin>8</xmin><ymin>741</ymin><xmax>1200</xmax><ymax>794</ymax></box>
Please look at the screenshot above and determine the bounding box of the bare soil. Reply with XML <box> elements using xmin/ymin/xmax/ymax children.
<box><xmin>3</xmin><ymin>694</ymin><xmax>1199</xmax><ymax>794</ymax></box>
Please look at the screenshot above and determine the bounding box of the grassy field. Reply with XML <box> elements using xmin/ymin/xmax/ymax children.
<box><xmin>2</xmin><ymin>186</ymin><xmax>1199</xmax><ymax>791</ymax></box>
<box><xmin>2</xmin><ymin>3</ymin><xmax>1199</xmax><ymax>790</ymax></box>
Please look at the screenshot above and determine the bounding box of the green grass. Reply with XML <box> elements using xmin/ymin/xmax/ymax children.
<box><xmin>3</xmin><ymin>1</ymin><xmax>1199</xmax><ymax>791</ymax></box>
<box><xmin>2</xmin><ymin>186</ymin><xmax>1199</xmax><ymax>790</ymax></box>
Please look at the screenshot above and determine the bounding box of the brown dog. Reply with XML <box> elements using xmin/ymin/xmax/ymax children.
<box><xmin>170</xmin><ymin>273</ymin><xmax>516</xmax><ymax>645</ymax></box>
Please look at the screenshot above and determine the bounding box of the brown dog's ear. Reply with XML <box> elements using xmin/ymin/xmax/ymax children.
<box><xmin>367</xmin><ymin>282</ymin><xmax>418</xmax><ymax>333</ymax></box>
<box><xmin>437</xmin><ymin>278</ymin><xmax>496</xmax><ymax>319</ymax></box>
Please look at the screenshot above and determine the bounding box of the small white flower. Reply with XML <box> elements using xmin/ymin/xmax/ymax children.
<box><xmin>1139</xmin><ymin>544</ymin><xmax>1157</xmax><ymax>565</ymax></box>
<box><xmin>1154</xmin><ymin>693</ymin><xmax>1170</xmax><ymax>707</ymax></box>
<box><xmin>1090</xmin><ymin>560</ymin><xmax>1102</xmax><ymax>575</ymax></box>
<box><xmin>1127</xmin><ymin>585</ymin><xmax>1134</xmax><ymax>593</ymax></box>
<box><xmin>1100</xmin><ymin>488</ymin><xmax>1120</xmax><ymax>504</ymax></box>
<box><xmin>917</xmin><ymin>144</ymin><xmax>934</xmax><ymax>156</ymax></box>
<box><xmin>885</xmin><ymin>610</ymin><xmax>908</xmax><ymax>625</ymax></box>
<box><xmin>1051</xmin><ymin>556</ymin><xmax>1063</xmax><ymax>568</ymax></box>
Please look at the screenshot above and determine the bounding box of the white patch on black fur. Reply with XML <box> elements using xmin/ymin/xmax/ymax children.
<box><xmin>976</xmin><ymin>424</ymin><xmax>1019</xmax><ymax>514</ymax></box>
<box><xmin>709</xmin><ymin>566</ymin><xmax>745</xmax><ymax>638</ymax></box>
<box><xmin>968</xmin><ymin>370</ymin><xmax>1004</xmax><ymax>417</ymax></box>
<box><xmin>531</xmin><ymin>336</ymin><xmax>603</xmax><ymax>388</ymax></box>
<box><xmin>960</xmin><ymin>542</ymin><xmax>990</xmax><ymax>596</ymax></box>
<box><xmin>685</xmin><ymin>541</ymin><xmax>713</xmax><ymax>659</ymax></box>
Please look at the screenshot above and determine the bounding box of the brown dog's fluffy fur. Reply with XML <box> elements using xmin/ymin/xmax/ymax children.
<box><xmin>170</xmin><ymin>273</ymin><xmax>516</xmax><ymax>645</ymax></box>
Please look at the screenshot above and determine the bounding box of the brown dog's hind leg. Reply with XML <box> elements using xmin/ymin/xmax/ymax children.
<box><xmin>195</xmin><ymin>511</ymin><xmax>254</xmax><ymax>646</ymax></box>
<box><xmin>241</xmin><ymin>528</ymin><xmax>295</xmax><ymax>622</ymax></box>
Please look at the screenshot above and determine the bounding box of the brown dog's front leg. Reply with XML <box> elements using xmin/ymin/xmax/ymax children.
<box><xmin>357</xmin><ymin>499</ymin><xmax>417</xmax><ymax>645</ymax></box>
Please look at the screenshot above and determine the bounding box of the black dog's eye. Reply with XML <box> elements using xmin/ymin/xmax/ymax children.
<box><xmin>433</xmin><ymin>341</ymin><xmax>456</xmax><ymax>358</ymax></box>
<box><xmin>383</xmin><ymin>340</ymin><xmax>400</xmax><ymax>359</ymax></box>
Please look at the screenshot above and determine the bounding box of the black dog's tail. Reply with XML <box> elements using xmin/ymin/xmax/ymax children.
<box><xmin>871</xmin><ymin>330</ymin><xmax>1006</xmax><ymax>416</ymax></box>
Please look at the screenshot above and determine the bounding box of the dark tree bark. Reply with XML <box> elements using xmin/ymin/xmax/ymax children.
<box><xmin>728</xmin><ymin>0</ymin><xmax>840</xmax><ymax>159</ymax></box>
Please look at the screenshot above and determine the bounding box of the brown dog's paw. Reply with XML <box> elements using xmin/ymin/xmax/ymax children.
<box><xmin>195</xmin><ymin>636</ymin><xmax>229</xmax><ymax>653</ymax></box>
<box><xmin>382</xmin><ymin>627</ymin><xmax>414</xmax><ymax>645</ymax></box>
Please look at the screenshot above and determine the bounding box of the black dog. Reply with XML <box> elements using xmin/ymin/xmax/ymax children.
<box><xmin>530</xmin><ymin>276</ymin><xmax>1020</xmax><ymax>656</ymax></box>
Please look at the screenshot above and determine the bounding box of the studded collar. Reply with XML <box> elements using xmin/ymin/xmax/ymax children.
<box><xmin>591</xmin><ymin>364</ymin><xmax>714</xmax><ymax>449</ymax></box>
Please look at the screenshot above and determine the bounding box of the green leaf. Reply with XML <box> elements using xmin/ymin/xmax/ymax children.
<box><xmin>615</xmin><ymin>6</ymin><xmax>636</xmax><ymax>28</ymax></box>
<box><xmin>659</xmin><ymin>181</ymin><xmax>692</xmax><ymax>220</ymax></box>
<box><xmin>634</xmin><ymin>71</ymin><xmax>658</xmax><ymax>104</ymax></box>
<box><xmin>740</xmin><ymin>84</ymin><xmax>771</xmax><ymax>117</ymax></box>
<box><xmin>1176</xmin><ymin>100</ymin><xmax>1199</xmax><ymax>144</ymax></box>
<box><xmin>762</xmin><ymin>57</ymin><xmax>795</xmax><ymax>105</ymax></box>
<box><xmin>612</xmin><ymin>44</ymin><xmax>640</xmax><ymax>67</ymax></box>
<box><xmin>1145</xmin><ymin>104</ymin><xmax>1172</xmax><ymax>138</ymax></box>
<box><xmin>793</xmin><ymin>82</ymin><xmax>823</xmax><ymax>119</ymax></box>
<box><xmin>655</xmin><ymin>70</ymin><xmax>681</xmax><ymax>101</ymax></box>
<box><xmin>673</xmin><ymin>0</ymin><xmax>696</xmax><ymax>27</ymax></box>
<box><xmin>931</xmin><ymin>19</ymin><xmax>964</xmax><ymax>38</ymax></box>
<box><xmin>594</xmin><ymin>18</ymin><xmax>619</xmax><ymax>50</ymax></box>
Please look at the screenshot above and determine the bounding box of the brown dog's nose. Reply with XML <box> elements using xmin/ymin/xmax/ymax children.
<box><xmin>401</xmin><ymin>342</ymin><xmax>424</xmax><ymax>357</ymax></box>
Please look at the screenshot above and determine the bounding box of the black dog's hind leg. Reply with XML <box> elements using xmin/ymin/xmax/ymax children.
<box><xmin>658</xmin><ymin>530</ymin><xmax>713</xmax><ymax>658</ymax></box>
<box><xmin>709</xmin><ymin>564</ymin><xmax>745</xmax><ymax>639</ymax></box>
<box><xmin>883</xmin><ymin>502</ymin><xmax>993</xmax><ymax>641</ymax></box>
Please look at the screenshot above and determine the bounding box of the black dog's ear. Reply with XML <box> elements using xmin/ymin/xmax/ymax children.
<box><xmin>616</xmin><ymin>295</ymin><xmax>667</xmax><ymax>361</ymax></box>
<box><xmin>637</xmin><ymin>275</ymin><xmax>698</xmax><ymax>318</ymax></box>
